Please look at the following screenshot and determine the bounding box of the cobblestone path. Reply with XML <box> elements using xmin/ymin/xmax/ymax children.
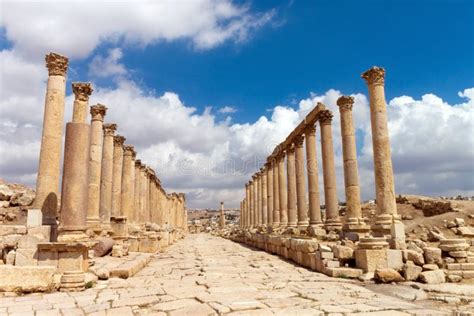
<box><xmin>0</xmin><ymin>234</ymin><xmax>452</xmax><ymax>315</ymax></box>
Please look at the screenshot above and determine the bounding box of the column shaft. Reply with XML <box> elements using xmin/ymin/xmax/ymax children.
<box><xmin>266</xmin><ymin>164</ymin><xmax>273</xmax><ymax>226</ymax></box>
<box><xmin>99</xmin><ymin>124</ymin><xmax>116</xmax><ymax>230</ymax></box>
<box><xmin>305</xmin><ymin>125</ymin><xmax>322</xmax><ymax>226</ymax></box>
<box><xmin>120</xmin><ymin>145</ymin><xmax>135</xmax><ymax>222</ymax></box>
<box><xmin>111</xmin><ymin>136</ymin><xmax>125</xmax><ymax>217</ymax></box>
<box><xmin>272</xmin><ymin>159</ymin><xmax>280</xmax><ymax>226</ymax></box>
<box><xmin>278</xmin><ymin>154</ymin><xmax>288</xmax><ymax>226</ymax></box>
<box><xmin>294</xmin><ymin>136</ymin><xmax>309</xmax><ymax>228</ymax></box>
<box><xmin>261</xmin><ymin>169</ymin><xmax>268</xmax><ymax>225</ymax></box>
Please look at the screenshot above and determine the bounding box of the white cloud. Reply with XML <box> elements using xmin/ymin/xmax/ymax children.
<box><xmin>0</xmin><ymin>0</ymin><xmax>275</xmax><ymax>60</ymax></box>
<box><xmin>89</xmin><ymin>48</ymin><xmax>127</xmax><ymax>78</ymax></box>
<box><xmin>219</xmin><ymin>106</ymin><xmax>237</xmax><ymax>114</ymax></box>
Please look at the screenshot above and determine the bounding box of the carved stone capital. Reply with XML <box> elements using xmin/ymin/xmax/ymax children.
<box><xmin>45</xmin><ymin>52</ymin><xmax>68</xmax><ymax>76</ymax></box>
<box><xmin>361</xmin><ymin>66</ymin><xmax>385</xmax><ymax>86</ymax></box>
<box><xmin>103</xmin><ymin>123</ymin><xmax>117</xmax><ymax>136</ymax></box>
<box><xmin>304</xmin><ymin>124</ymin><xmax>316</xmax><ymax>136</ymax></box>
<box><xmin>90</xmin><ymin>104</ymin><xmax>107</xmax><ymax>121</ymax></box>
<box><xmin>287</xmin><ymin>144</ymin><xmax>295</xmax><ymax>154</ymax></box>
<box><xmin>123</xmin><ymin>145</ymin><xmax>135</xmax><ymax>156</ymax></box>
<box><xmin>72</xmin><ymin>82</ymin><xmax>93</xmax><ymax>101</ymax></box>
<box><xmin>319</xmin><ymin>110</ymin><xmax>334</xmax><ymax>125</ymax></box>
<box><xmin>252</xmin><ymin>174</ymin><xmax>258</xmax><ymax>180</ymax></box>
<box><xmin>294</xmin><ymin>135</ymin><xmax>305</xmax><ymax>147</ymax></box>
<box><xmin>135</xmin><ymin>159</ymin><xmax>142</xmax><ymax>167</ymax></box>
<box><xmin>337</xmin><ymin>96</ymin><xmax>354</xmax><ymax>111</ymax></box>
<box><xmin>113</xmin><ymin>135</ymin><xmax>126</xmax><ymax>147</ymax></box>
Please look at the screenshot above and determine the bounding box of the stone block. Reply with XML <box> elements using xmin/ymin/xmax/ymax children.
<box><xmin>463</xmin><ymin>271</ymin><xmax>474</xmax><ymax>278</ymax></box>
<box><xmin>419</xmin><ymin>270</ymin><xmax>445</xmax><ymax>284</ymax></box>
<box><xmin>448</xmin><ymin>250</ymin><xmax>467</xmax><ymax>258</ymax></box>
<box><xmin>0</xmin><ymin>265</ymin><xmax>55</xmax><ymax>292</ymax></box>
<box><xmin>423</xmin><ymin>247</ymin><xmax>442</xmax><ymax>265</ymax></box>
<box><xmin>324</xmin><ymin>267</ymin><xmax>363</xmax><ymax>278</ymax></box>
<box><xmin>0</xmin><ymin>225</ymin><xmax>26</xmax><ymax>236</ymax></box>
<box><xmin>404</xmin><ymin>249</ymin><xmax>424</xmax><ymax>265</ymax></box>
<box><xmin>139</xmin><ymin>237</ymin><xmax>159</xmax><ymax>253</ymax></box>
<box><xmin>27</xmin><ymin>226</ymin><xmax>51</xmax><ymax>241</ymax></box>
<box><xmin>58</xmin><ymin>251</ymin><xmax>84</xmax><ymax>272</ymax></box>
<box><xmin>355</xmin><ymin>249</ymin><xmax>387</xmax><ymax>272</ymax></box>
<box><xmin>18</xmin><ymin>235</ymin><xmax>41</xmax><ymax>249</ymax></box>
<box><xmin>422</xmin><ymin>264</ymin><xmax>439</xmax><ymax>271</ymax></box>
<box><xmin>128</xmin><ymin>238</ymin><xmax>139</xmax><ymax>252</ymax></box>
<box><xmin>374</xmin><ymin>268</ymin><xmax>404</xmax><ymax>283</ymax></box>
<box><xmin>332</xmin><ymin>245</ymin><xmax>354</xmax><ymax>259</ymax></box>
<box><xmin>15</xmin><ymin>248</ymin><xmax>38</xmax><ymax>266</ymax></box>
<box><xmin>461</xmin><ymin>263</ymin><xmax>474</xmax><ymax>271</ymax></box>
<box><xmin>387</xmin><ymin>249</ymin><xmax>404</xmax><ymax>270</ymax></box>
<box><xmin>6</xmin><ymin>249</ymin><xmax>15</xmax><ymax>265</ymax></box>
<box><xmin>315</xmin><ymin>250</ymin><xmax>334</xmax><ymax>260</ymax></box>
<box><xmin>1</xmin><ymin>234</ymin><xmax>22</xmax><ymax>247</ymax></box>
<box><xmin>38</xmin><ymin>249</ymin><xmax>58</xmax><ymax>268</ymax></box>
<box><xmin>27</xmin><ymin>209</ymin><xmax>43</xmax><ymax>228</ymax></box>
<box><xmin>302</xmin><ymin>252</ymin><xmax>312</xmax><ymax>268</ymax></box>
<box><xmin>325</xmin><ymin>260</ymin><xmax>340</xmax><ymax>268</ymax></box>
<box><xmin>402</xmin><ymin>262</ymin><xmax>422</xmax><ymax>281</ymax></box>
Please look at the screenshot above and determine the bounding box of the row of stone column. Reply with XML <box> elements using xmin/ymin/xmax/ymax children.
<box><xmin>32</xmin><ymin>52</ymin><xmax>187</xmax><ymax>241</ymax></box>
<box><xmin>240</xmin><ymin>66</ymin><xmax>398</xmax><ymax>238</ymax></box>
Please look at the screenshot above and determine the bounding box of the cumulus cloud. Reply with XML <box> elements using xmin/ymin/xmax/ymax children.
<box><xmin>0</xmin><ymin>0</ymin><xmax>275</xmax><ymax>60</ymax></box>
<box><xmin>219</xmin><ymin>106</ymin><xmax>237</xmax><ymax>114</ymax></box>
<box><xmin>89</xmin><ymin>48</ymin><xmax>127</xmax><ymax>78</ymax></box>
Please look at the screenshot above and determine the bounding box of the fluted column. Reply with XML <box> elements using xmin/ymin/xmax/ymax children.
<box><xmin>58</xmin><ymin>82</ymin><xmax>92</xmax><ymax>241</ymax></box>
<box><xmin>99</xmin><ymin>123</ymin><xmax>116</xmax><ymax>231</ymax></box>
<box><xmin>278</xmin><ymin>153</ymin><xmax>288</xmax><ymax>226</ymax></box>
<box><xmin>362</xmin><ymin>67</ymin><xmax>398</xmax><ymax>234</ymax></box>
<box><xmin>87</xmin><ymin>104</ymin><xmax>107</xmax><ymax>229</ymax></box>
<box><xmin>133</xmin><ymin>159</ymin><xmax>142</xmax><ymax>225</ymax></box>
<box><xmin>111</xmin><ymin>135</ymin><xmax>125</xmax><ymax>217</ymax></box>
<box><xmin>286</xmin><ymin>145</ymin><xmax>297</xmax><ymax>227</ymax></box>
<box><xmin>305</xmin><ymin>124</ymin><xmax>323</xmax><ymax>227</ymax></box>
<box><xmin>257</xmin><ymin>173</ymin><xmax>262</xmax><ymax>225</ymax></box>
<box><xmin>252</xmin><ymin>175</ymin><xmax>258</xmax><ymax>226</ymax></box>
<box><xmin>272</xmin><ymin>158</ymin><xmax>280</xmax><ymax>227</ymax></box>
<box><xmin>34</xmin><ymin>53</ymin><xmax>68</xmax><ymax>232</ymax></box>
<box><xmin>337</xmin><ymin>96</ymin><xmax>370</xmax><ymax>236</ymax></box>
<box><xmin>319</xmin><ymin>109</ymin><xmax>342</xmax><ymax>230</ymax></box>
<box><xmin>120</xmin><ymin>145</ymin><xmax>135</xmax><ymax>223</ymax></box>
<box><xmin>294</xmin><ymin>135</ymin><xmax>309</xmax><ymax>229</ymax></box>
<box><xmin>266</xmin><ymin>163</ymin><xmax>273</xmax><ymax>226</ymax></box>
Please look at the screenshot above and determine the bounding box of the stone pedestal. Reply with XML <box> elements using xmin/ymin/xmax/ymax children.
<box><xmin>355</xmin><ymin>237</ymin><xmax>389</xmax><ymax>272</ymax></box>
<box><xmin>34</xmin><ymin>53</ymin><xmax>69</xmax><ymax>239</ymax></box>
<box><xmin>37</xmin><ymin>242</ymin><xmax>89</xmax><ymax>273</ymax></box>
<box><xmin>60</xmin><ymin>270</ymin><xmax>85</xmax><ymax>292</ymax></box>
<box><xmin>111</xmin><ymin>216</ymin><xmax>128</xmax><ymax>241</ymax></box>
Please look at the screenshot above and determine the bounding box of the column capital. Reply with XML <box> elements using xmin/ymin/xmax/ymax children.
<box><xmin>319</xmin><ymin>110</ymin><xmax>334</xmax><ymax>125</ymax></box>
<box><xmin>103</xmin><ymin>123</ymin><xmax>117</xmax><ymax>136</ymax></box>
<box><xmin>123</xmin><ymin>145</ymin><xmax>135</xmax><ymax>156</ymax></box>
<box><xmin>135</xmin><ymin>159</ymin><xmax>142</xmax><ymax>167</ymax></box>
<box><xmin>337</xmin><ymin>96</ymin><xmax>354</xmax><ymax>111</ymax></box>
<box><xmin>45</xmin><ymin>52</ymin><xmax>69</xmax><ymax>76</ymax></box>
<box><xmin>72</xmin><ymin>82</ymin><xmax>93</xmax><ymax>101</ymax></box>
<box><xmin>90</xmin><ymin>104</ymin><xmax>107</xmax><ymax>121</ymax></box>
<box><xmin>294</xmin><ymin>135</ymin><xmax>305</xmax><ymax>147</ymax></box>
<box><xmin>113</xmin><ymin>135</ymin><xmax>126</xmax><ymax>147</ymax></box>
<box><xmin>361</xmin><ymin>66</ymin><xmax>385</xmax><ymax>86</ymax></box>
<box><xmin>304</xmin><ymin>124</ymin><xmax>316</xmax><ymax>136</ymax></box>
<box><xmin>264</xmin><ymin>162</ymin><xmax>271</xmax><ymax>169</ymax></box>
<box><xmin>252</xmin><ymin>174</ymin><xmax>258</xmax><ymax>180</ymax></box>
<box><xmin>287</xmin><ymin>144</ymin><xmax>295</xmax><ymax>154</ymax></box>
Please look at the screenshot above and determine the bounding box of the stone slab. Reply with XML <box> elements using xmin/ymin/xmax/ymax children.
<box><xmin>0</xmin><ymin>265</ymin><xmax>55</xmax><ymax>292</ymax></box>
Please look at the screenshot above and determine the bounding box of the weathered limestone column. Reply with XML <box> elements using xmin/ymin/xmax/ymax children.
<box><xmin>133</xmin><ymin>159</ymin><xmax>142</xmax><ymax>225</ymax></box>
<box><xmin>252</xmin><ymin>175</ymin><xmax>258</xmax><ymax>226</ymax></box>
<box><xmin>319</xmin><ymin>109</ymin><xmax>342</xmax><ymax>231</ymax></box>
<box><xmin>278</xmin><ymin>153</ymin><xmax>288</xmax><ymax>226</ymax></box>
<box><xmin>261</xmin><ymin>168</ymin><xmax>268</xmax><ymax>225</ymax></box>
<box><xmin>362</xmin><ymin>67</ymin><xmax>398</xmax><ymax>235</ymax></box>
<box><xmin>219</xmin><ymin>202</ymin><xmax>225</xmax><ymax>229</ymax></box>
<box><xmin>34</xmin><ymin>53</ymin><xmax>68</xmax><ymax>231</ymax></box>
<box><xmin>99</xmin><ymin>123</ymin><xmax>117</xmax><ymax>231</ymax></box>
<box><xmin>256</xmin><ymin>172</ymin><xmax>262</xmax><ymax>225</ymax></box>
<box><xmin>337</xmin><ymin>96</ymin><xmax>370</xmax><ymax>237</ymax></box>
<box><xmin>272</xmin><ymin>158</ymin><xmax>280</xmax><ymax>227</ymax></box>
<box><xmin>120</xmin><ymin>145</ymin><xmax>135</xmax><ymax>222</ymax></box>
<box><xmin>58</xmin><ymin>82</ymin><xmax>92</xmax><ymax>241</ymax></box>
<box><xmin>305</xmin><ymin>124</ymin><xmax>323</xmax><ymax>227</ymax></box>
<box><xmin>147</xmin><ymin>169</ymin><xmax>156</xmax><ymax>223</ymax></box>
<box><xmin>266</xmin><ymin>163</ymin><xmax>274</xmax><ymax>226</ymax></box>
<box><xmin>111</xmin><ymin>135</ymin><xmax>125</xmax><ymax>217</ymax></box>
<box><xmin>286</xmin><ymin>145</ymin><xmax>297</xmax><ymax>227</ymax></box>
<box><xmin>245</xmin><ymin>182</ymin><xmax>251</xmax><ymax>228</ymax></box>
<box><xmin>87</xmin><ymin>104</ymin><xmax>107</xmax><ymax>230</ymax></box>
<box><xmin>139</xmin><ymin>164</ymin><xmax>148</xmax><ymax>224</ymax></box>
<box><xmin>294</xmin><ymin>135</ymin><xmax>309</xmax><ymax>229</ymax></box>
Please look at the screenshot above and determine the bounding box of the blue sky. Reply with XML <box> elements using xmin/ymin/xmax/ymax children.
<box><xmin>63</xmin><ymin>0</ymin><xmax>474</xmax><ymax>123</ymax></box>
<box><xmin>1</xmin><ymin>0</ymin><xmax>473</xmax><ymax>208</ymax></box>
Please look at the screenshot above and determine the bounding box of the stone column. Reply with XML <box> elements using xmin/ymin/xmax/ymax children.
<box><xmin>266</xmin><ymin>163</ymin><xmax>273</xmax><ymax>226</ymax></box>
<box><xmin>261</xmin><ymin>168</ymin><xmax>268</xmax><ymax>225</ymax></box>
<box><xmin>286</xmin><ymin>145</ymin><xmax>297</xmax><ymax>227</ymax></box>
<box><xmin>139</xmin><ymin>164</ymin><xmax>147</xmax><ymax>224</ymax></box>
<box><xmin>245</xmin><ymin>183</ymin><xmax>251</xmax><ymax>228</ymax></box>
<box><xmin>147</xmin><ymin>169</ymin><xmax>156</xmax><ymax>224</ymax></box>
<box><xmin>120</xmin><ymin>145</ymin><xmax>135</xmax><ymax>223</ymax></box>
<box><xmin>305</xmin><ymin>124</ymin><xmax>323</xmax><ymax>228</ymax></box>
<box><xmin>337</xmin><ymin>96</ymin><xmax>370</xmax><ymax>237</ymax></box>
<box><xmin>34</xmin><ymin>53</ymin><xmax>68</xmax><ymax>232</ymax></box>
<box><xmin>99</xmin><ymin>123</ymin><xmax>117</xmax><ymax>231</ymax></box>
<box><xmin>362</xmin><ymin>67</ymin><xmax>398</xmax><ymax>235</ymax></box>
<box><xmin>111</xmin><ymin>135</ymin><xmax>125</xmax><ymax>217</ymax></box>
<box><xmin>257</xmin><ymin>173</ymin><xmax>262</xmax><ymax>225</ymax></box>
<box><xmin>87</xmin><ymin>104</ymin><xmax>107</xmax><ymax>230</ymax></box>
<box><xmin>252</xmin><ymin>175</ymin><xmax>258</xmax><ymax>226</ymax></box>
<box><xmin>319</xmin><ymin>109</ymin><xmax>342</xmax><ymax>231</ymax></box>
<box><xmin>219</xmin><ymin>202</ymin><xmax>225</xmax><ymax>229</ymax></box>
<box><xmin>278</xmin><ymin>153</ymin><xmax>288</xmax><ymax>226</ymax></box>
<box><xmin>58</xmin><ymin>82</ymin><xmax>92</xmax><ymax>241</ymax></box>
<box><xmin>294</xmin><ymin>135</ymin><xmax>309</xmax><ymax>229</ymax></box>
<box><xmin>272</xmin><ymin>159</ymin><xmax>280</xmax><ymax>227</ymax></box>
<box><xmin>133</xmin><ymin>159</ymin><xmax>142</xmax><ymax>225</ymax></box>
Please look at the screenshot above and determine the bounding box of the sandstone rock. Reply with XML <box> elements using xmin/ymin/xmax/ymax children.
<box><xmin>1</xmin><ymin>234</ymin><xmax>22</xmax><ymax>247</ymax></box>
<box><xmin>457</xmin><ymin>226</ymin><xmax>474</xmax><ymax>237</ymax></box>
<box><xmin>0</xmin><ymin>225</ymin><xmax>26</xmax><ymax>236</ymax></box>
<box><xmin>423</xmin><ymin>247</ymin><xmax>442</xmax><ymax>265</ymax></box>
<box><xmin>374</xmin><ymin>268</ymin><xmax>404</xmax><ymax>283</ymax></box>
<box><xmin>428</xmin><ymin>230</ymin><xmax>445</xmax><ymax>241</ymax></box>
<box><xmin>0</xmin><ymin>201</ymin><xmax>9</xmax><ymax>208</ymax></box>
<box><xmin>446</xmin><ymin>274</ymin><xmax>462</xmax><ymax>283</ymax></box>
<box><xmin>319</xmin><ymin>244</ymin><xmax>331</xmax><ymax>252</ymax></box>
<box><xmin>402</xmin><ymin>262</ymin><xmax>422</xmax><ymax>281</ymax></box>
<box><xmin>0</xmin><ymin>265</ymin><xmax>55</xmax><ymax>292</ymax></box>
<box><xmin>454</xmin><ymin>218</ymin><xmax>465</xmax><ymax>227</ymax></box>
<box><xmin>448</xmin><ymin>250</ymin><xmax>467</xmax><ymax>258</ymax></box>
<box><xmin>332</xmin><ymin>245</ymin><xmax>354</xmax><ymax>259</ymax></box>
<box><xmin>419</xmin><ymin>270</ymin><xmax>445</xmax><ymax>284</ymax></box>
<box><xmin>18</xmin><ymin>234</ymin><xmax>40</xmax><ymax>248</ymax></box>
<box><xmin>10</xmin><ymin>190</ymin><xmax>35</xmax><ymax>207</ymax></box>
<box><xmin>96</xmin><ymin>268</ymin><xmax>110</xmax><ymax>280</ymax></box>
<box><xmin>6</xmin><ymin>250</ymin><xmax>16</xmax><ymax>265</ymax></box>
<box><xmin>405</xmin><ymin>249</ymin><xmax>425</xmax><ymax>266</ymax></box>
<box><xmin>15</xmin><ymin>248</ymin><xmax>38</xmax><ymax>266</ymax></box>
<box><xmin>0</xmin><ymin>185</ymin><xmax>14</xmax><ymax>201</ymax></box>
<box><xmin>5</xmin><ymin>212</ymin><xmax>16</xmax><ymax>221</ymax></box>
<box><xmin>422</xmin><ymin>264</ymin><xmax>438</xmax><ymax>271</ymax></box>
<box><xmin>358</xmin><ymin>272</ymin><xmax>374</xmax><ymax>282</ymax></box>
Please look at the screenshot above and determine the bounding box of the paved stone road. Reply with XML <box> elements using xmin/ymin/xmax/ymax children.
<box><xmin>0</xmin><ymin>234</ymin><xmax>456</xmax><ymax>315</ymax></box>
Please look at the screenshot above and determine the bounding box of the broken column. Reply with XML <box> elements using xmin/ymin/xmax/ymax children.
<box><xmin>278</xmin><ymin>152</ymin><xmax>288</xmax><ymax>226</ymax></box>
<box><xmin>58</xmin><ymin>82</ymin><xmax>93</xmax><ymax>242</ymax></box>
<box><xmin>337</xmin><ymin>96</ymin><xmax>370</xmax><ymax>238</ymax></box>
<box><xmin>294</xmin><ymin>135</ymin><xmax>309</xmax><ymax>229</ymax></box>
<box><xmin>87</xmin><ymin>104</ymin><xmax>107</xmax><ymax>230</ymax></box>
<box><xmin>362</xmin><ymin>67</ymin><xmax>400</xmax><ymax>236</ymax></box>
<box><xmin>319</xmin><ymin>109</ymin><xmax>342</xmax><ymax>231</ymax></box>
<box><xmin>99</xmin><ymin>123</ymin><xmax>117</xmax><ymax>231</ymax></box>
<box><xmin>111</xmin><ymin>135</ymin><xmax>125</xmax><ymax>217</ymax></box>
<box><xmin>286</xmin><ymin>145</ymin><xmax>297</xmax><ymax>227</ymax></box>
<box><xmin>34</xmin><ymin>53</ymin><xmax>69</xmax><ymax>235</ymax></box>
<box><xmin>305</xmin><ymin>124</ymin><xmax>324</xmax><ymax>231</ymax></box>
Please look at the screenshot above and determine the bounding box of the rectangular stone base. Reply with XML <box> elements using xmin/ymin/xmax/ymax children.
<box><xmin>37</xmin><ymin>242</ymin><xmax>89</xmax><ymax>273</ymax></box>
<box><xmin>355</xmin><ymin>249</ymin><xmax>387</xmax><ymax>272</ymax></box>
<box><xmin>0</xmin><ymin>265</ymin><xmax>56</xmax><ymax>292</ymax></box>
<box><xmin>27</xmin><ymin>209</ymin><xmax>43</xmax><ymax>228</ymax></box>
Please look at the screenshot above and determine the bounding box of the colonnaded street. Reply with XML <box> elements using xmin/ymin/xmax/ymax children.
<box><xmin>0</xmin><ymin>234</ymin><xmax>460</xmax><ymax>316</ymax></box>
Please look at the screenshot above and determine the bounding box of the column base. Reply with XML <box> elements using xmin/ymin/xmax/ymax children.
<box><xmin>297</xmin><ymin>221</ymin><xmax>309</xmax><ymax>230</ymax></box>
<box><xmin>86</xmin><ymin>218</ymin><xmax>100</xmax><ymax>230</ymax></box>
<box><xmin>57</xmin><ymin>230</ymin><xmax>89</xmax><ymax>243</ymax></box>
<box><xmin>324</xmin><ymin>218</ymin><xmax>342</xmax><ymax>232</ymax></box>
<box><xmin>343</xmin><ymin>217</ymin><xmax>371</xmax><ymax>241</ymax></box>
<box><xmin>372</xmin><ymin>214</ymin><xmax>400</xmax><ymax>237</ymax></box>
<box><xmin>306</xmin><ymin>224</ymin><xmax>326</xmax><ymax>237</ymax></box>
